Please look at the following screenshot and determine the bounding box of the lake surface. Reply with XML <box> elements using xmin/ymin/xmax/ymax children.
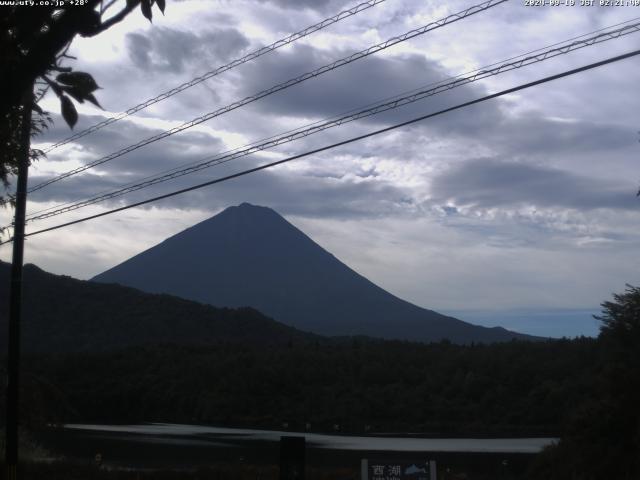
<box><xmin>62</xmin><ymin>423</ymin><xmax>556</xmax><ymax>454</ymax></box>
<box><xmin>35</xmin><ymin>423</ymin><xmax>556</xmax><ymax>473</ymax></box>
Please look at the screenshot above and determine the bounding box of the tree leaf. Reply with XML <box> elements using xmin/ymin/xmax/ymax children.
<box><xmin>49</xmin><ymin>81</ymin><xmax>63</xmax><ymax>98</ymax></box>
<box><xmin>156</xmin><ymin>0</ymin><xmax>165</xmax><ymax>14</ymax></box>
<box><xmin>61</xmin><ymin>86</ymin><xmax>85</xmax><ymax>104</ymax></box>
<box><xmin>60</xmin><ymin>95</ymin><xmax>78</xmax><ymax>129</ymax></box>
<box><xmin>141</xmin><ymin>0</ymin><xmax>153</xmax><ymax>22</ymax></box>
<box><xmin>85</xmin><ymin>93</ymin><xmax>104</xmax><ymax>110</ymax></box>
<box><xmin>56</xmin><ymin>72</ymin><xmax>100</xmax><ymax>93</ymax></box>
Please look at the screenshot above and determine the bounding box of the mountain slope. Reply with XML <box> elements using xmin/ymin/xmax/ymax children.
<box><xmin>0</xmin><ymin>261</ymin><xmax>315</xmax><ymax>353</ymax></box>
<box><xmin>93</xmin><ymin>203</ymin><xmax>532</xmax><ymax>343</ymax></box>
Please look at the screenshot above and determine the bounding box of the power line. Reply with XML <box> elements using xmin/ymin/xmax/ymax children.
<box><xmin>2</xmin><ymin>48</ymin><xmax>636</xmax><ymax>246</ymax></box>
<box><xmin>28</xmin><ymin>0</ymin><xmax>507</xmax><ymax>194</ymax></box>
<box><xmin>43</xmin><ymin>0</ymin><xmax>388</xmax><ymax>153</ymax></box>
<box><xmin>29</xmin><ymin>15</ymin><xmax>639</xmax><ymax>220</ymax></box>
<box><xmin>24</xmin><ymin>16</ymin><xmax>640</xmax><ymax>228</ymax></box>
<box><xmin>33</xmin><ymin>0</ymin><xmax>505</xmax><ymax>191</ymax></box>
<box><xmin>23</xmin><ymin>19</ymin><xmax>640</xmax><ymax>224</ymax></box>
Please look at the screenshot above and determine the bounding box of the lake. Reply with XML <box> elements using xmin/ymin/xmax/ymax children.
<box><xmin>35</xmin><ymin>423</ymin><xmax>556</xmax><ymax>473</ymax></box>
<box><xmin>62</xmin><ymin>423</ymin><xmax>556</xmax><ymax>453</ymax></box>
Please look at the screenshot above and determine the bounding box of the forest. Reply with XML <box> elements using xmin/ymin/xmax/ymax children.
<box><xmin>12</xmin><ymin>338</ymin><xmax>597</xmax><ymax>435</ymax></box>
<box><xmin>1</xmin><ymin>267</ymin><xmax>638</xmax><ymax>478</ymax></box>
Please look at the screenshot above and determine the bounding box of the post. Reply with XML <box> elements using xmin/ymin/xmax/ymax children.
<box><xmin>361</xmin><ymin>459</ymin><xmax>368</xmax><ymax>480</ymax></box>
<box><xmin>5</xmin><ymin>95</ymin><xmax>32</xmax><ymax>480</ymax></box>
<box><xmin>279</xmin><ymin>436</ymin><xmax>305</xmax><ymax>480</ymax></box>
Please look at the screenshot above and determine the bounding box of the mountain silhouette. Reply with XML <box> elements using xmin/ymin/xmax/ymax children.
<box><xmin>0</xmin><ymin>260</ymin><xmax>315</xmax><ymax>353</ymax></box>
<box><xmin>93</xmin><ymin>203</ymin><xmax>533</xmax><ymax>343</ymax></box>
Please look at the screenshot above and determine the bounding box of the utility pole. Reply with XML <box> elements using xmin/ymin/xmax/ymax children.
<box><xmin>5</xmin><ymin>91</ymin><xmax>33</xmax><ymax>480</ymax></box>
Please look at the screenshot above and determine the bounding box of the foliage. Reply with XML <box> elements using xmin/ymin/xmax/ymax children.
<box><xmin>0</xmin><ymin>260</ymin><xmax>601</xmax><ymax>437</ymax></box>
<box><xmin>528</xmin><ymin>285</ymin><xmax>640</xmax><ymax>479</ymax></box>
<box><xmin>597</xmin><ymin>284</ymin><xmax>640</xmax><ymax>340</ymax></box>
<box><xmin>4</xmin><ymin>262</ymin><xmax>638</xmax><ymax>471</ymax></box>
<box><xmin>0</xmin><ymin>428</ymin><xmax>51</xmax><ymax>463</ymax></box>
<box><xmin>20</xmin><ymin>338</ymin><xmax>599</xmax><ymax>436</ymax></box>
<box><xmin>0</xmin><ymin>262</ymin><xmax>315</xmax><ymax>354</ymax></box>
<box><xmin>0</xmin><ymin>0</ymin><xmax>165</xmax><ymax>203</ymax></box>
<box><xmin>11</xmin><ymin>461</ymin><xmax>354</xmax><ymax>480</ymax></box>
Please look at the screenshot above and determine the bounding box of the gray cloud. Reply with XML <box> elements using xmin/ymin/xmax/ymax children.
<box><xmin>236</xmin><ymin>43</ymin><xmax>504</xmax><ymax>136</ymax></box>
<box><xmin>27</xmin><ymin>110</ymin><xmax>416</xmax><ymax>221</ymax></box>
<box><xmin>177</xmin><ymin>166</ymin><xmax>413</xmax><ymax>218</ymax></box>
<box><xmin>25</xmin><ymin>156</ymin><xmax>415</xmax><ymax>225</ymax></box>
<box><xmin>28</xmin><ymin>113</ymin><xmax>225</xmax><ymax>204</ymax></box>
<box><xmin>126</xmin><ymin>26</ymin><xmax>249</xmax><ymax>74</ymax></box>
<box><xmin>431</xmin><ymin>158</ymin><xmax>640</xmax><ymax>211</ymax></box>
<box><xmin>255</xmin><ymin>0</ymin><xmax>349</xmax><ymax>12</ymax></box>
<box><xmin>493</xmin><ymin>115</ymin><xmax>637</xmax><ymax>158</ymax></box>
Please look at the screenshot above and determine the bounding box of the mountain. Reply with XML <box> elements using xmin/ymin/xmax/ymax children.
<box><xmin>93</xmin><ymin>203</ymin><xmax>532</xmax><ymax>343</ymax></box>
<box><xmin>0</xmin><ymin>261</ymin><xmax>315</xmax><ymax>353</ymax></box>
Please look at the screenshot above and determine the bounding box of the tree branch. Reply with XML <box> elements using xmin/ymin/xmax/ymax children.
<box><xmin>100</xmin><ymin>0</ymin><xmax>120</xmax><ymax>15</ymax></box>
<box><xmin>88</xmin><ymin>0</ymin><xmax>141</xmax><ymax>36</ymax></box>
<box><xmin>5</xmin><ymin>1</ymin><xmax>102</xmax><ymax>101</ymax></box>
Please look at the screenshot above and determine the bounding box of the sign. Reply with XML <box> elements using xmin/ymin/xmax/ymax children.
<box><xmin>361</xmin><ymin>459</ymin><xmax>436</xmax><ymax>480</ymax></box>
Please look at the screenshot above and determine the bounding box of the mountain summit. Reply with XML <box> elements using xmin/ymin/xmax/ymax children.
<box><xmin>93</xmin><ymin>203</ymin><xmax>530</xmax><ymax>343</ymax></box>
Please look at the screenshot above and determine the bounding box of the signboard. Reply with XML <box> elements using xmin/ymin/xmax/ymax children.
<box><xmin>361</xmin><ymin>459</ymin><xmax>436</xmax><ymax>480</ymax></box>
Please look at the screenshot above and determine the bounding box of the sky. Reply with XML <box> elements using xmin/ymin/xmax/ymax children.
<box><xmin>2</xmin><ymin>0</ymin><xmax>639</xmax><ymax>337</ymax></box>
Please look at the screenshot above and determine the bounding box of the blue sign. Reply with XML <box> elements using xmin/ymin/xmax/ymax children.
<box><xmin>361</xmin><ymin>459</ymin><xmax>436</xmax><ymax>480</ymax></box>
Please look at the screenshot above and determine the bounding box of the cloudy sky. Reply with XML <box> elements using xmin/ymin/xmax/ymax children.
<box><xmin>2</xmin><ymin>0</ymin><xmax>639</xmax><ymax>337</ymax></box>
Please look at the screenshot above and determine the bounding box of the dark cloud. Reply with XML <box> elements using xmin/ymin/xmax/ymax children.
<box><xmin>126</xmin><ymin>26</ymin><xmax>250</xmax><ymax>73</ymax></box>
<box><xmin>255</xmin><ymin>0</ymin><xmax>349</xmax><ymax>12</ymax></box>
<box><xmin>28</xmin><ymin>113</ymin><xmax>225</xmax><ymax>204</ymax></box>
<box><xmin>27</xmin><ymin>109</ymin><xmax>414</xmax><ymax>219</ymax></box>
<box><xmin>25</xmin><ymin>153</ymin><xmax>415</xmax><ymax>224</ymax></box>
<box><xmin>494</xmin><ymin>115</ymin><xmax>637</xmax><ymax>157</ymax></box>
<box><xmin>237</xmin><ymin>44</ymin><xmax>503</xmax><ymax>136</ymax></box>
<box><xmin>178</xmin><ymin>166</ymin><xmax>412</xmax><ymax>219</ymax></box>
<box><xmin>431</xmin><ymin>158</ymin><xmax>639</xmax><ymax>211</ymax></box>
<box><xmin>27</xmin><ymin>109</ymin><xmax>416</xmax><ymax>221</ymax></box>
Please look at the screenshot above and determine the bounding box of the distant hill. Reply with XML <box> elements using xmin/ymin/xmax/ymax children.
<box><xmin>0</xmin><ymin>261</ymin><xmax>315</xmax><ymax>353</ymax></box>
<box><xmin>93</xmin><ymin>203</ymin><xmax>534</xmax><ymax>343</ymax></box>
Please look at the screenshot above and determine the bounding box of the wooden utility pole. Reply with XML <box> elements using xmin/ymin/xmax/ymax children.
<box><xmin>5</xmin><ymin>93</ymin><xmax>32</xmax><ymax>480</ymax></box>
